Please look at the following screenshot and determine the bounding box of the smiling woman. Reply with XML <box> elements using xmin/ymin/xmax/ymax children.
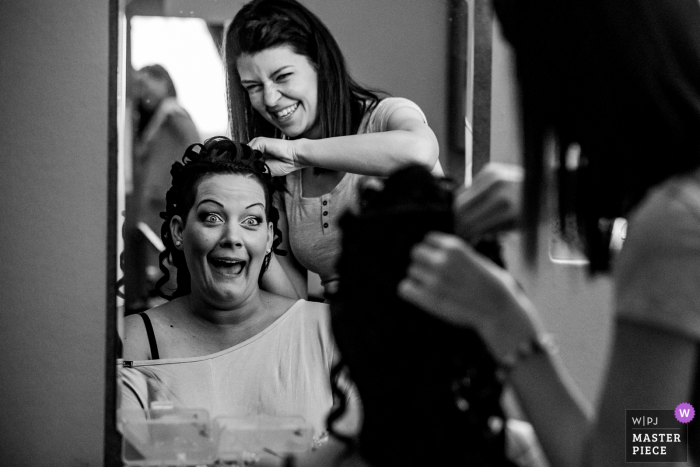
<box><xmin>237</xmin><ymin>46</ymin><xmax>320</xmax><ymax>140</ymax></box>
<box><xmin>224</xmin><ymin>0</ymin><xmax>446</xmax><ymax>300</ymax></box>
<box><xmin>119</xmin><ymin>137</ymin><xmax>340</xmax><ymax>436</ymax></box>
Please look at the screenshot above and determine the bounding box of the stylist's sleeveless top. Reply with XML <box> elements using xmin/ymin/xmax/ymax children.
<box><xmin>281</xmin><ymin>98</ymin><xmax>431</xmax><ymax>294</ymax></box>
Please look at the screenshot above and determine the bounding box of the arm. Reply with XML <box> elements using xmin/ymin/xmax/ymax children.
<box><xmin>250</xmin><ymin>106</ymin><xmax>440</xmax><ymax>177</ymax></box>
<box><xmin>398</xmin><ymin>231</ymin><xmax>700</xmax><ymax>467</ymax></box>
<box><xmin>260</xmin><ymin>205</ymin><xmax>308</xmax><ymax>299</ymax></box>
<box><xmin>397</xmin><ymin>232</ymin><xmax>592</xmax><ymax>467</ymax></box>
<box><xmin>168</xmin><ymin>111</ymin><xmax>200</xmax><ymax>145</ymax></box>
<box><xmin>507</xmin><ymin>335</ymin><xmax>593</xmax><ymax>467</ymax></box>
<box><xmin>261</xmin><ymin>253</ymin><xmax>308</xmax><ymax>299</ymax></box>
<box><xmin>454</xmin><ymin>162</ymin><xmax>524</xmax><ymax>242</ymax></box>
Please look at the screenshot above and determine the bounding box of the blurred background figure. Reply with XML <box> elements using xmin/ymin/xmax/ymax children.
<box><xmin>125</xmin><ymin>64</ymin><xmax>200</xmax><ymax>313</ymax></box>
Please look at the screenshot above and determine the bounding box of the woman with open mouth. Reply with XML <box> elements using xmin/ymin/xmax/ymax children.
<box><xmin>225</xmin><ymin>0</ymin><xmax>443</xmax><ymax>300</ymax></box>
<box><xmin>119</xmin><ymin>137</ymin><xmax>352</xmax><ymax>439</ymax></box>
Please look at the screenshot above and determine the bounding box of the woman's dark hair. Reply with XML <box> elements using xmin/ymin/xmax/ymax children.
<box><xmin>155</xmin><ymin>136</ymin><xmax>286</xmax><ymax>299</ymax></box>
<box><xmin>224</xmin><ymin>0</ymin><xmax>382</xmax><ymax>143</ymax></box>
<box><xmin>327</xmin><ymin>165</ymin><xmax>515</xmax><ymax>467</ymax></box>
<box><xmin>138</xmin><ymin>64</ymin><xmax>177</xmax><ymax>98</ymax></box>
<box><xmin>493</xmin><ymin>0</ymin><xmax>700</xmax><ymax>271</ymax></box>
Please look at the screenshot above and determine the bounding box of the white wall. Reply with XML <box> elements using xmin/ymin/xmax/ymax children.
<box><xmin>0</xmin><ymin>1</ymin><xmax>111</xmax><ymax>464</ymax></box>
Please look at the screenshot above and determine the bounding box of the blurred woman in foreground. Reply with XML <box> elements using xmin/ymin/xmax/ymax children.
<box><xmin>400</xmin><ymin>0</ymin><xmax>700</xmax><ymax>465</ymax></box>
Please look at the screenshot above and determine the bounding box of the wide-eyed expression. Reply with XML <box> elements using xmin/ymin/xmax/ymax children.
<box><xmin>171</xmin><ymin>174</ymin><xmax>273</xmax><ymax>308</ymax></box>
<box><xmin>237</xmin><ymin>45</ymin><xmax>320</xmax><ymax>139</ymax></box>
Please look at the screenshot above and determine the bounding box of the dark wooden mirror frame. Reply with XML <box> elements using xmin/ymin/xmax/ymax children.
<box><xmin>105</xmin><ymin>0</ymin><xmax>121</xmax><ymax>464</ymax></box>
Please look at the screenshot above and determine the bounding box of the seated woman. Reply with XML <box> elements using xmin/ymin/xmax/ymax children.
<box><xmin>120</xmin><ymin>137</ymin><xmax>337</xmax><ymax>436</ymax></box>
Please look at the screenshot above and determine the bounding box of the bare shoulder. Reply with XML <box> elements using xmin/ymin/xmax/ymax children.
<box><xmin>122</xmin><ymin>299</ymin><xmax>184</xmax><ymax>360</ymax></box>
<box><xmin>122</xmin><ymin>313</ymin><xmax>150</xmax><ymax>361</ymax></box>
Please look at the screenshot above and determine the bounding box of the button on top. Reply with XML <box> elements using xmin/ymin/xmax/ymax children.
<box><xmin>322</xmin><ymin>200</ymin><xmax>328</xmax><ymax>206</ymax></box>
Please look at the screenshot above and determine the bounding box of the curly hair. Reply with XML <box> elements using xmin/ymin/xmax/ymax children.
<box><xmin>327</xmin><ymin>165</ymin><xmax>516</xmax><ymax>467</ymax></box>
<box><xmin>224</xmin><ymin>0</ymin><xmax>383</xmax><ymax>143</ymax></box>
<box><xmin>155</xmin><ymin>136</ymin><xmax>286</xmax><ymax>299</ymax></box>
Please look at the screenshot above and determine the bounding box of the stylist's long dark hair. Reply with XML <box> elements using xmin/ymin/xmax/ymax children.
<box><xmin>224</xmin><ymin>0</ymin><xmax>383</xmax><ymax>143</ymax></box>
<box><xmin>327</xmin><ymin>165</ymin><xmax>516</xmax><ymax>467</ymax></box>
<box><xmin>493</xmin><ymin>0</ymin><xmax>700</xmax><ymax>271</ymax></box>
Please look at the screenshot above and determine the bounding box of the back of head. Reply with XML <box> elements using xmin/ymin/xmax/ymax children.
<box><xmin>330</xmin><ymin>165</ymin><xmax>514</xmax><ymax>467</ymax></box>
<box><xmin>493</xmin><ymin>0</ymin><xmax>700</xmax><ymax>270</ymax></box>
<box><xmin>224</xmin><ymin>0</ymin><xmax>380</xmax><ymax>141</ymax></box>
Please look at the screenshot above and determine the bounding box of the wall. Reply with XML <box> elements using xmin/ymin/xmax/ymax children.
<box><xmin>0</xmin><ymin>1</ymin><xmax>111</xmax><ymax>464</ymax></box>
<box><xmin>308</xmin><ymin>0</ymin><xmax>450</xmax><ymax>173</ymax></box>
<box><xmin>489</xmin><ymin>15</ymin><xmax>613</xmax><ymax>403</ymax></box>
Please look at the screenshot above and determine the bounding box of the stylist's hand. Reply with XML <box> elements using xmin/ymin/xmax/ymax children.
<box><xmin>398</xmin><ymin>232</ymin><xmax>542</xmax><ymax>361</ymax></box>
<box><xmin>455</xmin><ymin>162</ymin><xmax>524</xmax><ymax>242</ymax></box>
<box><xmin>249</xmin><ymin>137</ymin><xmax>304</xmax><ymax>176</ymax></box>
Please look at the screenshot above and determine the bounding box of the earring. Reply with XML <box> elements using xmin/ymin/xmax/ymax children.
<box><xmin>175</xmin><ymin>240</ymin><xmax>182</xmax><ymax>247</ymax></box>
<box><xmin>266</xmin><ymin>248</ymin><xmax>271</xmax><ymax>254</ymax></box>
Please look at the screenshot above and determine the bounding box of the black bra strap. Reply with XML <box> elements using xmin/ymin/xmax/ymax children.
<box><xmin>139</xmin><ymin>313</ymin><xmax>160</xmax><ymax>360</ymax></box>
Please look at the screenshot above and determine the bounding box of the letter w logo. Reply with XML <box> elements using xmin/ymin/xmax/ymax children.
<box><xmin>680</xmin><ymin>409</ymin><xmax>691</xmax><ymax>417</ymax></box>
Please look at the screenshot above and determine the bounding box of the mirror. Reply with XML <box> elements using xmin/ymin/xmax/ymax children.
<box><xmin>112</xmin><ymin>0</ymin><xmax>488</xmax><ymax>461</ymax></box>
<box><xmin>116</xmin><ymin>0</ymin><xmax>478</xmax><ymax>314</ymax></box>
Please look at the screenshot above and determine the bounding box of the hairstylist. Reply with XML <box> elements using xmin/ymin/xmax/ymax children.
<box><xmin>225</xmin><ymin>0</ymin><xmax>442</xmax><ymax>298</ymax></box>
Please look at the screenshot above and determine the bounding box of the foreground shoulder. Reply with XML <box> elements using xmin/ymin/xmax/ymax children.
<box><xmin>615</xmin><ymin>176</ymin><xmax>700</xmax><ymax>340</ymax></box>
<box><xmin>619</xmin><ymin>176</ymin><xmax>700</xmax><ymax>266</ymax></box>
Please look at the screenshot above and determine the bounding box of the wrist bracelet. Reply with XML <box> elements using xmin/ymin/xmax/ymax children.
<box><xmin>497</xmin><ymin>333</ymin><xmax>557</xmax><ymax>377</ymax></box>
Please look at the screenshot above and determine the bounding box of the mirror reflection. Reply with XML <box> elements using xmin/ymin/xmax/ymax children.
<box><xmin>117</xmin><ymin>0</ymin><xmax>470</xmax><ymax>463</ymax></box>
<box><xmin>120</xmin><ymin>0</ymin><xmax>461</xmax><ymax>314</ymax></box>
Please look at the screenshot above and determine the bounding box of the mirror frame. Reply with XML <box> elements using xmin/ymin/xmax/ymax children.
<box><xmin>105</xmin><ymin>0</ymin><xmax>122</xmax><ymax>465</ymax></box>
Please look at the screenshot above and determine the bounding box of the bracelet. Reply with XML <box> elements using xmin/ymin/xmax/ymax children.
<box><xmin>497</xmin><ymin>333</ymin><xmax>557</xmax><ymax>377</ymax></box>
